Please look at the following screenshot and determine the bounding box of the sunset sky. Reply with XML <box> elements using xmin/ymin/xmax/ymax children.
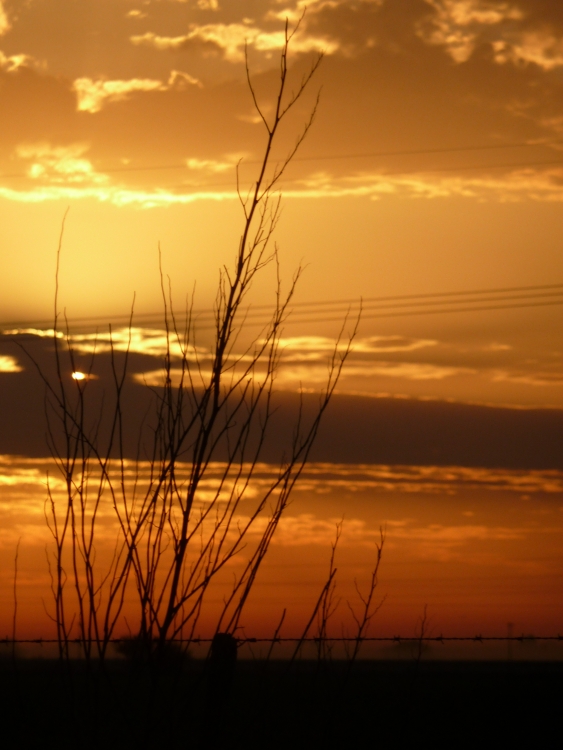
<box><xmin>0</xmin><ymin>0</ymin><xmax>562</xmax><ymax>651</ymax></box>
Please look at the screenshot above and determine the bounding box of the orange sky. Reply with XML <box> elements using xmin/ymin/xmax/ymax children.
<box><xmin>0</xmin><ymin>0</ymin><xmax>562</xmax><ymax>649</ymax></box>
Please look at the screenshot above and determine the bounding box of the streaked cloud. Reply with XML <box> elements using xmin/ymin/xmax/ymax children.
<box><xmin>2</xmin><ymin>328</ymin><xmax>61</xmax><ymax>339</ymax></box>
<box><xmin>484</xmin><ymin>343</ymin><xmax>512</xmax><ymax>352</ymax></box>
<box><xmin>0</xmin><ymin>183</ymin><xmax>237</xmax><ymax>207</ymax></box>
<box><xmin>131</xmin><ymin>22</ymin><xmax>337</xmax><ymax>62</ymax></box>
<box><xmin>186</xmin><ymin>156</ymin><xmax>238</xmax><ymax>173</ymax></box>
<box><xmin>271</xmin><ymin>361</ymin><xmax>474</xmax><ymax>387</ymax></box>
<box><xmin>129</xmin><ymin>337</ymin><xmax>471</xmax><ymax>389</ymax></box>
<box><xmin>277</xmin><ymin>335</ymin><xmax>438</xmax><ymax>357</ymax></box>
<box><xmin>73</xmin><ymin>77</ymin><xmax>166</xmax><ymax>113</ymax></box>
<box><xmin>72</xmin><ymin>71</ymin><xmax>202</xmax><ymax>113</ymax></box>
<box><xmin>0</xmin><ymin>457</ymin><xmax>558</xmax><ymax>564</ymax></box>
<box><xmin>126</xmin><ymin>9</ymin><xmax>148</xmax><ymax>19</ymax></box>
<box><xmin>383</xmin><ymin>521</ymin><xmax>528</xmax><ymax>562</ymax></box>
<box><xmin>295</xmin><ymin>463</ymin><xmax>563</xmax><ymax>494</ymax></box>
<box><xmin>129</xmin><ymin>32</ymin><xmax>190</xmax><ymax>51</ymax></box>
<box><xmin>291</xmin><ymin>168</ymin><xmax>563</xmax><ymax>202</ymax></box>
<box><xmin>1</xmin><ymin>457</ymin><xmax>560</xmax><ymax>499</ymax></box>
<box><xmin>492</xmin><ymin>369</ymin><xmax>563</xmax><ymax>387</ymax></box>
<box><xmin>248</xmin><ymin>513</ymin><xmax>378</xmax><ymax>547</ymax></box>
<box><xmin>7</xmin><ymin>327</ymin><xmax>559</xmax><ymax>402</ymax></box>
<box><xmin>67</xmin><ymin>327</ymin><xmax>206</xmax><ymax>360</ymax></box>
<box><xmin>3</xmin><ymin>164</ymin><xmax>563</xmax><ymax>206</ymax></box>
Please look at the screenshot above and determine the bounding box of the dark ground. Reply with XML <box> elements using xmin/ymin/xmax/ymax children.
<box><xmin>0</xmin><ymin>658</ymin><xmax>561</xmax><ymax>748</ymax></box>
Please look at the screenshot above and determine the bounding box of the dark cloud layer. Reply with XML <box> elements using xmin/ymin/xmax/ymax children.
<box><xmin>1</xmin><ymin>336</ymin><xmax>561</xmax><ymax>469</ymax></box>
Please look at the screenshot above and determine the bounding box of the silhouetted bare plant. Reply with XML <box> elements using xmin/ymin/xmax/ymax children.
<box><xmin>315</xmin><ymin>521</ymin><xmax>342</xmax><ymax>661</ymax></box>
<box><xmin>21</xmin><ymin>15</ymin><xmax>363</xmax><ymax>665</ymax></box>
<box><xmin>345</xmin><ymin>528</ymin><xmax>386</xmax><ymax>665</ymax></box>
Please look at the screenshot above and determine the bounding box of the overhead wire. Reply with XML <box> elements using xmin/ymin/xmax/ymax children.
<box><xmin>3</xmin><ymin>282</ymin><xmax>562</xmax><ymax>334</ymax></box>
<box><xmin>1</xmin><ymin>139</ymin><xmax>562</xmax><ymax>182</ymax></box>
<box><xmin>3</xmin><ymin>282</ymin><xmax>562</xmax><ymax>326</ymax></box>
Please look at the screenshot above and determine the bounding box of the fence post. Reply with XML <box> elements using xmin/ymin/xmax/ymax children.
<box><xmin>203</xmin><ymin>633</ymin><xmax>238</xmax><ymax>738</ymax></box>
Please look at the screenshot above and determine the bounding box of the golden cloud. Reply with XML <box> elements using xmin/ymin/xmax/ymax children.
<box><xmin>1</xmin><ymin>328</ymin><xmax>61</xmax><ymax>339</ymax></box>
<box><xmin>186</xmin><ymin>157</ymin><xmax>237</xmax><ymax>173</ymax></box>
<box><xmin>419</xmin><ymin>0</ymin><xmax>524</xmax><ymax>63</ymax></box>
<box><xmin>276</xmin><ymin>335</ymin><xmax>437</xmax><ymax>356</ymax></box>
<box><xmin>420</xmin><ymin>0</ymin><xmax>563</xmax><ymax>71</ymax></box>
<box><xmin>133</xmin><ymin>360</ymin><xmax>472</xmax><ymax>389</ymax></box>
<box><xmin>493</xmin><ymin>31</ymin><xmax>563</xmax><ymax>70</ymax></box>
<box><xmin>0</xmin><ymin>457</ymin><xmax>560</xmax><ymax>561</ymax></box>
<box><xmin>131</xmin><ymin>22</ymin><xmax>337</xmax><ymax>62</ymax></box>
<box><xmin>130</xmin><ymin>32</ymin><xmax>189</xmax><ymax>51</ymax></box>
<box><xmin>269</xmin><ymin>0</ymin><xmax>384</xmax><ymax>24</ymax></box>
<box><xmin>0</xmin><ymin>50</ymin><xmax>33</xmax><ymax>72</ymax></box>
<box><xmin>73</xmin><ymin>77</ymin><xmax>166</xmax><ymax>113</ymax></box>
<box><xmin>0</xmin><ymin>183</ymin><xmax>238</xmax><ymax>207</ymax></box>
<box><xmin>168</xmin><ymin>70</ymin><xmax>203</xmax><ymax>89</ymax></box>
<box><xmin>292</xmin><ymin>168</ymin><xmax>563</xmax><ymax>202</ymax></box>
<box><xmin>15</xmin><ymin>142</ymin><xmax>108</xmax><ymax>185</ymax></box>
<box><xmin>492</xmin><ymin>369</ymin><xmax>563</xmax><ymax>387</ymax></box>
<box><xmin>126</xmin><ymin>9</ymin><xmax>147</xmax><ymax>19</ymax></box>
<box><xmin>60</xmin><ymin>327</ymin><xmax>207</xmax><ymax>360</ymax></box>
<box><xmin>3</xmin><ymin>161</ymin><xmax>563</xmax><ymax>206</ymax></box>
<box><xmin>1</xmin><ymin>457</ymin><xmax>561</xmax><ymax>497</ymax></box>
<box><xmin>0</xmin><ymin>355</ymin><xmax>22</xmax><ymax>373</ymax></box>
<box><xmin>72</xmin><ymin>72</ymin><xmax>202</xmax><ymax>114</ymax></box>
<box><xmin>270</xmin><ymin>362</ymin><xmax>474</xmax><ymax>387</ymax></box>
<box><xmin>0</xmin><ymin>1</ymin><xmax>9</xmax><ymax>36</ymax></box>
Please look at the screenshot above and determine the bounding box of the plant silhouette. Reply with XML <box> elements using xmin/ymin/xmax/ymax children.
<box><xmin>20</xmin><ymin>15</ymin><xmax>373</xmax><ymax>667</ymax></box>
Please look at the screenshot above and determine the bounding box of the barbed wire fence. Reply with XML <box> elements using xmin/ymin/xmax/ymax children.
<box><xmin>2</xmin><ymin>635</ymin><xmax>561</xmax><ymax>645</ymax></box>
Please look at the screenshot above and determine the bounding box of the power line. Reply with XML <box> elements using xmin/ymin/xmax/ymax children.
<box><xmin>289</xmin><ymin>298</ymin><xmax>563</xmax><ymax>327</ymax></box>
<box><xmin>87</xmin><ymin>295</ymin><xmax>563</xmax><ymax>330</ymax></box>
<box><xmin>97</xmin><ymin>298</ymin><xmax>562</xmax><ymax>331</ymax></box>
<box><xmin>180</xmin><ymin>290</ymin><xmax>563</xmax><ymax>322</ymax></box>
<box><xmin>1</xmin><ymin>140</ymin><xmax>562</xmax><ymax>182</ymax></box>
<box><xmin>280</xmin><ymin>139</ymin><xmax>563</xmax><ymax>163</ymax></box>
<box><xmin>3</xmin><ymin>283</ymin><xmax>562</xmax><ymax>333</ymax></box>
<box><xmin>4</xmin><ymin>284</ymin><xmax>563</xmax><ymax>327</ymax></box>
